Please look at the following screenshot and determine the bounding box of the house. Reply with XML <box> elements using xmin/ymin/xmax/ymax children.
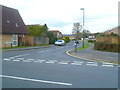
<box><xmin>1</xmin><ymin>5</ymin><xmax>28</xmax><ymax>48</ymax></box>
<box><xmin>96</xmin><ymin>26</ymin><xmax>120</xmax><ymax>44</ymax></box>
<box><xmin>48</xmin><ymin>30</ymin><xmax>63</xmax><ymax>39</ymax></box>
<box><xmin>104</xmin><ymin>26</ymin><xmax>120</xmax><ymax>36</ymax></box>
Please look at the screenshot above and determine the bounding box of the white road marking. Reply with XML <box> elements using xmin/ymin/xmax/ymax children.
<box><xmin>45</xmin><ymin>61</ymin><xmax>55</xmax><ymax>64</ymax></box>
<box><xmin>0</xmin><ymin>75</ymin><xmax>72</xmax><ymax>86</ymax></box>
<box><xmin>26</xmin><ymin>59</ymin><xmax>35</xmax><ymax>61</ymax></box>
<box><xmin>102</xmin><ymin>62</ymin><xmax>114</xmax><ymax>67</ymax></box>
<box><xmin>102</xmin><ymin>64</ymin><xmax>113</xmax><ymax>67</ymax></box>
<box><xmin>38</xmin><ymin>50</ymin><xmax>49</xmax><ymax>53</ymax></box>
<box><xmin>16</xmin><ymin>58</ymin><xmax>25</xmax><ymax>60</ymax></box>
<box><xmin>22</xmin><ymin>60</ymin><xmax>31</xmax><ymax>62</ymax></box>
<box><xmin>58</xmin><ymin>61</ymin><xmax>69</xmax><ymax>65</ymax></box>
<box><xmin>86</xmin><ymin>62</ymin><xmax>98</xmax><ymax>66</ymax></box>
<box><xmin>33</xmin><ymin>60</ymin><xmax>46</xmax><ymax>63</ymax></box>
<box><xmin>71</xmin><ymin>63</ymin><xmax>82</xmax><ymax>65</ymax></box>
<box><xmin>73</xmin><ymin>61</ymin><xmax>83</xmax><ymax>63</ymax></box>
<box><xmin>3</xmin><ymin>59</ymin><xmax>11</xmax><ymax>61</ymax></box>
<box><xmin>102</xmin><ymin>62</ymin><xmax>113</xmax><ymax>65</ymax></box>
<box><xmin>71</xmin><ymin>61</ymin><xmax>83</xmax><ymax>65</ymax></box>
<box><xmin>87</xmin><ymin>62</ymin><xmax>96</xmax><ymax>63</ymax></box>
<box><xmin>12</xmin><ymin>60</ymin><xmax>20</xmax><ymax>62</ymax></box>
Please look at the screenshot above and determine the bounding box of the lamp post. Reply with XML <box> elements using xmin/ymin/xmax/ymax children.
<box><xmin>81</xmin><ymin>8</ymin><xmax>85</xmax><ymax>48</ymax></box>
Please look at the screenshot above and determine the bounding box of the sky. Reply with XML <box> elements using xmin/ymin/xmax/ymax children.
<box><xmin>1</xmin><ymin>0</ymin><xmax>119</xmax><ymax>34</ymax></box>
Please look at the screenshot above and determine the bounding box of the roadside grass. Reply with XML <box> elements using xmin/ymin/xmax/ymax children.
<box><xmin>1</xmin><ymin>44</ymin><xmax>50</xmax><ymax>49</ymax></box>
<box><xmin>77</xmin><ymin>43</ymin><xmax>90</xmax><ymax>50</ymax></box>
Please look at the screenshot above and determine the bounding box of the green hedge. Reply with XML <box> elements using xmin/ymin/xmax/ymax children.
<box><xmin>94</xmin><ymin>42</ymin><xmax>120</xmax><ymax>53</ymax></box>
<box><xmin>61</xmin><ymin>38</ymin><xmax>70</xmax><ymax>43</ymax></box>
<box><xmin>88</xmin><ymin>40</ymin><xmax>96</xmax><ymax>43</ymax></box>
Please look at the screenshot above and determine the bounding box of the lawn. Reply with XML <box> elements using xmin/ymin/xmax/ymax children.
<box><xmin>77</xmin><ymin>43</ymin><xmax>90</xmax><ymax>50</ymax></box>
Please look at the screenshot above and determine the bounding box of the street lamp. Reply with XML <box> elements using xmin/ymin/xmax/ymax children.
<box><xmin>81</xmin><ymin>8</ymin><xmax>85</xmax><ymax>48</ymax></box>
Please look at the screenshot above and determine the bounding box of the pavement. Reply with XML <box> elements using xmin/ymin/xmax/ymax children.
<box><xmin>1</xmin><ymin>45</ymin><xmax>54</xmax><ymax>52</ymax></box>
<box><xmin>66</xmin><ymin>43</ymin><xmax>119</xmax><ymax>65</ymax></box>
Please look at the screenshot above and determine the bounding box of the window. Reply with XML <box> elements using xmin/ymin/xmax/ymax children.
<box><xmin>16</xmin><ymin>23</ymin><xmax>18</xmax><ymax>27</ymax></box>
<box><xmin>7</xmin><ymin>20</ymin><xmax>10</xmax><ymax>23</ymax></box>
<box><xmin>12</xmin><ymin>35</ymin><xmax>18</xmax><ymax>46</ymax></box>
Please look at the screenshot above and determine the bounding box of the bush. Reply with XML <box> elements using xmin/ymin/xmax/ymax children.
<box><xmin>88</xmin><ymin>39</ymin><xmax>96</xmax><ymax>43</ymax></box>
<box><xmin>94</xmin><ymin>42</ymin><xmax>120</xmax><ymax>53</ymax></box>
<box><xmin>20</xmin><ymin>42</ymin><xmax>24</xmax><ymax>46</ymax></box>
<box><xmin>61</xmin><ymin>36</ymin><xmax>70</xmax><ymax>43</ymax></box>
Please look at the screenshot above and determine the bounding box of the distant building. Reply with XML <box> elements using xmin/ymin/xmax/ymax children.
<box><xmin>63</xmin><ymin>34</ymin><xmax>75</xmax><ymax>40</ymax></box>
<box><xmin>104</xmin><ymin>26</ymin><xmax>120</xmax><ymax>36</ymax></box>
<box><xmin>1</xmin><ymin>5</ymin><xmax>28</xmax><ymax>48</ymax></box>
<box><xmin>49</xmin><ymin>30</ymin><xmax>63</xmax><ymax>39</ymax></box>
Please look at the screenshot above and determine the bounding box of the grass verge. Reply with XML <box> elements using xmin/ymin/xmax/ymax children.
<box><xmin>77</xmin><ymin>43</ymin><xmax>90</xmax><ymax>50</ymax></box>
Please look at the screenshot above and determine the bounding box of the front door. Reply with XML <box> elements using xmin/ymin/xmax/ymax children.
<box><xmin>18</xmin><ymin>36</ymin><xmax>22</xmax><ymax>46</ymax></box>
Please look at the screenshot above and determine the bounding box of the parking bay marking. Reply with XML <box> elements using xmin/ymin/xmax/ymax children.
<box><xmin>0</xmin><ymin>75</ymin><xmax>72</xmax><ymax>86</ymax></box>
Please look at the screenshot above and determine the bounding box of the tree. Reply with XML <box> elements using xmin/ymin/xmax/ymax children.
<box><xmin>83</xmin><ymin>30</ymin><xmax>91</xmax><ymax>38</ymax></box>
<box><xmin>40</xmin><ymin>24</ymin><xmax>49</xmax><ymax>37</ymax></box>
<box><xmin>47</xmin><ymin>31</ymin><xmax>57</xmax><ymax>44</ymax></box>
<box><xmin>27</xmin><ymin>24</ymin><xmax>48</xmax><ymax>37</ymax></box>
<box><xmin>72</xmin><ymin>22</ymin><xmax>82</xmax><ymax>39</ymax></box>
<box><xmin>64</xmin><ymin>36</ymin><xmax>70</xmax><ymax>43</ymax></box>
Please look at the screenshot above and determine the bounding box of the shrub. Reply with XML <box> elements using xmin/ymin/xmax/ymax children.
<box><xmin>88</xmin><ymin>40</ymin><xmax>96</xmax><ymax>43</ymax></box>
<box><xmin>94</xmin><ymin>42</ymin><xmax>120</xmax><ymax>53</ymax></box>
<box><xmin>61</xmin><ymin>36</ymin><xmax>70</xmax><ymax>43</ymax></box>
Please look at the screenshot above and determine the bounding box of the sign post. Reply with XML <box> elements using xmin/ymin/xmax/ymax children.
<box><xmin>74</xmin><ymin>41</ymin><xmax>77</xmax><ymax>52</ymax></box>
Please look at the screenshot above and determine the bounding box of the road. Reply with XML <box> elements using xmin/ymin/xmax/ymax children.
<box><xmin>2</xmin><ymin>41</ymin><xmax>118</xmax><ymax>88</ymax></box>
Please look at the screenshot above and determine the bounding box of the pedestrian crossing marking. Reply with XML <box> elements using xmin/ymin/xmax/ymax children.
<box><xmin>2</xmin><ymin>56</ymin><xmax>117</xmax><ymax>68</ymax></box>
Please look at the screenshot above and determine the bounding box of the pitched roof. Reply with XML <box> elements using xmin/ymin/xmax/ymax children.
<box><xmin>48</xmin><ymin>30</ymin><xmax>61</xmax><ymax>35</ymax></box>
<box><xmin>104</xmin><ymin>26</ymin><xmax>120</xmax><ymax>35</ymax></box>
<box><xmin>1</xmin><ymin>5</ymin><xmax>28</xmax><ymax>34</ymax></box>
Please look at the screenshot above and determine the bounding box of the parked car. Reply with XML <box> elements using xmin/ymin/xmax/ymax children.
<box><xmin>74</xmin><ymin>40</ymin><xmax>79</xmax><ymax>44</ymax></box>
<box><xmin>55</xmin><ymin>40</ymin><xmax>65</xmax><ymax>46</ymax></box>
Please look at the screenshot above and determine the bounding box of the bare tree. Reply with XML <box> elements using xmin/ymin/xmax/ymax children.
<box><xmin>72</xmin><ymin>22</ymin><xmax>82</xmax><ymax>39</ymax></box>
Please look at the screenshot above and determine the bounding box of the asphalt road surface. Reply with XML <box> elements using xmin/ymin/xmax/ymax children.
<box><xmin>2</xmin><ymin>41</ymin><xmax>119</xmax><ymax>88</ymax></box>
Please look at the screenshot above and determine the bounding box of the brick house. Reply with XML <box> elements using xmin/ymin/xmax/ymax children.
<box><xmin>48</xmin><ymin>30</ymin><xmax>63</xmax><ymax>39</ymax></box>
<box><xmin>96</xmin><ymin>26</ymin><xmax>120</xmax><ymax>44</ymax></box>
<box><xmin>0</xmin><ymin>5</ymin><xmax>28</xmax><ymax>48</ymax></box>
<box><xmin>104</xmin><ymin>26</ymin><xmax>120</xmax><ymax>36</ymax></box>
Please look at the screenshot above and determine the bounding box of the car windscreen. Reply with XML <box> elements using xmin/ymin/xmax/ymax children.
<box><xmin>57</xmin><ymin>40</ymin><xmax>62</xmax><ymax>42</ymax></box>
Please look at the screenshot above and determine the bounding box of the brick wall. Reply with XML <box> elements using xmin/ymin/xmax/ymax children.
<box><xmin>1</xmin><ymin>34</ymin><xmax>13</xmax><ymax>48</ymax></box>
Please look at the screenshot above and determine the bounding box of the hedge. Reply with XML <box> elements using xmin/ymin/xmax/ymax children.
<box><xmin>88</xmin><ymin>40</ymin><xmax>96</xmax><ymax>43</ymax></box>
<box><xmin>94</xmin><ymin>42</ymin><xmax>120</xmax><ymax>53</ymax></box>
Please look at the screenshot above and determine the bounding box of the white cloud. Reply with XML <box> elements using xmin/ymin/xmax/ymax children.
<box><xmin>1</xmin><ymin>0</ymin><xmax>119</xmax><ymax>34</ymax></box>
